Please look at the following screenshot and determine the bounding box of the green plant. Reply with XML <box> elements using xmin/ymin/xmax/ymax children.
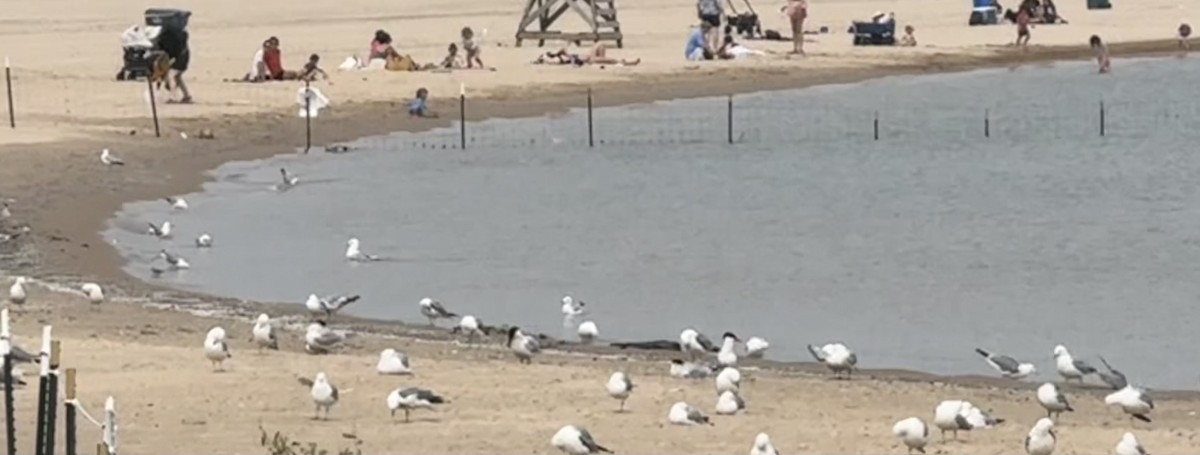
<box><xmin>259</xmin><ymin>425</ymin><xmax>363</xmax><ymax>455</ymax></box>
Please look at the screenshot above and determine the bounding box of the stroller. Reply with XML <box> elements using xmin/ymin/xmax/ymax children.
<box><xmin>115</xmin><ymin>8</ymin><xmax>191</xmax><ymax>81</ymax></box>
<box><xmin>724</xmin><ymin>0</ymin><xmax>763</xmax><ymax>38</ymax></box>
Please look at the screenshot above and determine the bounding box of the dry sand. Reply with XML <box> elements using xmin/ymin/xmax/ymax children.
<box><xmin>0</xmin><ymin>0</ymin><xmax>1198</xmax><ymax>453</ymax></box>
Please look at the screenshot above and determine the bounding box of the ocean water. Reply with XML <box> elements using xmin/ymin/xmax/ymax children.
<box><xmin>106</xmin><ymin>57</ymin><xmax>1200</xmax><ymax>388</ymax></box>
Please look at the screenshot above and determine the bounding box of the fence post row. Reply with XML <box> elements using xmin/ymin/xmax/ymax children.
<box><xmin>459</xmin><ymin>84</ymin><xmax>467</xmax><ymax>150</ymax></box>
<box><xmin>5</xmin><ymin>57</ymin><xmax>14</xmax><ymax>129</ymax></box>
<box><xmin>587</xmin><ymin>89</ymin><xmax>594</xmax><ymax>148</ymax></box>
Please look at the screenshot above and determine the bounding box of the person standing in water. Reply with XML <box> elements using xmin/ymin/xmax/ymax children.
<box><xmin>1089</xmin><ymin>35</ymin><xmax>1111</xmax><ymax>73</ymax></box>
<box><xmin>1180</xmin><ymin>23</ymin><xmax>1192</xmax><ymax>54</ymax></box>
<box><xmin>1015</xmin><ymin>6</ymin><xmax>1031</xmax><ymax>51</ymax></box>
<box><xmin>782</xmin><ymin>0</ymin><xmax>808</xmax><ymax>55</ymax></box>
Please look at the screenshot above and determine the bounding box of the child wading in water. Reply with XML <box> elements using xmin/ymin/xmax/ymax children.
<box><xmin>1089</xmin><ymin>35</ymin><xmax>1111</xmax><ymax>73</ymax></box>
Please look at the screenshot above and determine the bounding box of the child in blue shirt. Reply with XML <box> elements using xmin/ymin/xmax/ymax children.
<box><xmin>408</xmin><ymin>88</ymin><xmax>438</xmax><ymax>118</ymax></box>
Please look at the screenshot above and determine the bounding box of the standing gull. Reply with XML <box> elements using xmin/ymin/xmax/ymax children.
<box><xmin>147</xmin><ymin>221</ymin><xmax>172</xmax><ymax>239</ymax></box>
<box><xmin>668</xmin><ymin>402</ymin><xmax>713</xmax><ymax>426</ymax></box>
<box><xmin>507</xmin><ymin>327</ymin><xmax>541</xmax><ymax>364</ymax></box>
<box><xmin>1053</xmin><ymin>345</ymin><xmax>1097</xmax><ymax>384</ymax></box>
<box><xmin>195</xmin><ymin>234</ymin><xmax>213</xmax><ymax>248</ymax></box>
<box><xmin>298</xmin><ymin>372</ymin><xmax>338</xmax><ymax>420</ymax></box>
<box><xmin>717</xmin><ymin>332</ymin><xmax>740</xmax><ymax>367</ymax></box>
<box><xmin>744</xmin><ymin>337</ymin><xmax>769</xmax><ymax>359</ymax></box>
<box><xmin>933</xmin><ymin>400</ymin><xmax>1003</xmax><ymax>440</ymax></box>
<box><xmin>605</xmin><ymin>372</ymin><xmax>634</xmax><ymax>412</ymax></box>
<box><xmin>561</xmin><ymin>296</ymin><xmax>586</xmax><ymax>318</ymax></box>
<box><xmin>715</xmin><ymin>367</ymin><xmax>741</xmax><ymax>395</ymax></box>
<box><xmin>377</xmin><ymin>349</ymin><xmax>413</xmax><ymax>375</ymax></box>
<box><xmin>386</xmin><ymin>387</ymin><xmax>445</xmax><ymax>422</ymax></box>
<box><xmin>100</xmin><ymin>149</ymin><xmax>124</xmax><ymax>166</ymax></box>
<box><xmin>8</xmin><ymin>277</ymin><xmax>26</xmax><ymax>307</ymax></box>
<box><xmin>750</xmin><ymin>433</ymin><xmax>778</xmax><ymax>455</ymax></box>
<box><xmin>202</xmin><ymin>327</ymin><xmax>231</xmax><ymax>371</ymax></box>
<box><xmin>1097</xmin><ymin>356</ymin><xmax>1128</xmax><ymax>390</ymax></box>
<box><xmin>0</xmin><ymin>202</ymin><xmax>10</xmax><ymax>219</ymax></box>
<box><xmin>418</xmin><ymin>298</ymin><xmax>457</xmax><ymax>326</ymax></box>
<box><xmin>1115</xmin><ymin>432</ymin><xmax>1148</xmax><ymax>455</ymax></box>
<box><xmin>975</xmin><ymin>348</ymin><xmax>1036</xmax><ymax>379</ymax></box>
<box><xmin>680</xmin><ymin>328</ymin><xmax>715</xmax><ymax>360</ymax></box>
<box><xmin>164</xmin><ymin>197</ymin><xmax>188</xmax><ymax>210</ymax></box>
<box><xmin>892</xmin><ymin>417</ymin><xmax>929</xmax><ymax>454</ymax></box>
<box><xmin>1024</xmin><ymin>417</ymin><xmax>1056</xmax><ymax>455</ymax></box>
<box><xmin>715</xmin><ymin>390</ymin><xmax>745</xmax><ymax>415</ymax></box>
<box><xmin>81</xmin><ymin>283</ymin><xmax>104</xmax><ymax>305</ymax></box>
<box><xmin>669</xmin><ymin>359</ymin><xmax>714</xmax><ymax>379</ymax></box>
<box><xmin>1036</xmin><ymin>382</ymin><xmax>1073</xmax><ymax>420</ymax></box>
<box><xmin>454</xmin><ymin>315</ymin><xmax>487</xmax><ymax>344</ymax></box>
<box><xmin>158</xmin><ymin>250</ymin><xmax>190</xmax><ymax>269</ymax></box>
<box><xmin>807</xmin><ymin>343</ymin><xmax>857</xmax><ymax>379</ymax></box>
<box><xmin>344</xmin><ymin>238</ymin><xmax>378</xmax><ymax>261</ymax></box>
<box><xmin>577</xmin><ymin>321</ymin><xmax>599</xmax><ymax>344</ymax></box>
<box><xmin>251</xmin><ymin>313</ymin><xmax>278</xmax><ymax>351</ymax></box>
<box><xmin>305</xmin><ymin>321</ymin><xmax>346</xmax><ymax>354</ymax></box>
<box><xmin>306</xmin><ymin>294</ymin><xmax>360</xmax><ymax>319</ymax></box>
<box><xmin>551</xmin><ymin>425</ymin><xmax>612</xmax><ymax>455</ymax></box>
<box><xmin>1105</xmin><ymin>385</ymin><xmax>1153</xmax><ymax>423</ymax></box>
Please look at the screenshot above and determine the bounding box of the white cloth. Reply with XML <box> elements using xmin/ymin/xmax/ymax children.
<box><xmin>729</xmin><ymin>45</ymin><xmax>765</xmax><ymax>58</ymax></box>
<box><xmin>250</xmin><ymin>49</ymin><xmax>265</xmax><ymax>78</ymax></box>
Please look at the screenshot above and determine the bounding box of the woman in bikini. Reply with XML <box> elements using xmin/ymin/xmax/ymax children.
<box><xmin>782</xmin><ymin>0</ymin><xmax>808</xmax><ymax>55</ymax></box>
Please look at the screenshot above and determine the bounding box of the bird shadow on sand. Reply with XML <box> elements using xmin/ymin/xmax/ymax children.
<box><xmin>393</xmin><ymin>417</ymin><xmax>443</xmax><ymax>424</ymax></box>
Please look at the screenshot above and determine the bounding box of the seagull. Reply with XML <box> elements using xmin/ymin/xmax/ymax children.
<box><xmin>386</xmin><ymin>387</ymin><xmax>446</xmax><ymax>422</ymax></box>
<box><xmin>933</xmin><ymin>400</ymin><xmax>1002</xmax><ymax>440</ymax></box>
<box><xmin>1024</xmin><ymin>417</ymin><xmax>1056</xmax><ymax>455</ymax></box>
<box><xmin>744</xmin><ymin>337</ymin><xmax>769</xmax><ymax>359</ymax></box>
<box><xmin>1036</xmin><ymin>382</ymin><xmax>1073</xmax><ymax>419</ymax></box>
<box><xmin>195</xmin><ymin>234</ymin><xmax>213</xmax><ymax>248</ymax></box>
<box><xmin>305</xmin><ymin>321</ymin><xmax>346</xmax><ymax>354</ymax></box>
<box><xmin>158</xmin><ymin>250</ymin><xmax>190</xmax><ymax>269</ymax></box>
<box><xmin>668</xmin><ymin>402</ymin><xmax>713</xmax><ymax>426</ymax></box>
<box><xmin>561</xmin><ymin>295</ymin><xmax>586</xmax><ymax>318</ymax></box>
<box><xmin>577</xmin><ymin>321</ymin><xmax>599</xmax><ymax>344</ymax></box>
<box><xmin>750</xmin><ymin>433</ymin><xmax>779</xmax><ymax>455</ymax></box>
<box><xmin>507</xmin><ymin>327</ymin><xmax>541</xmax><ymax>364</ymax></box>
<box><xmin>1097</xmin><ymin>356</ymin><xmax>1129</xmax><ymax>390</ymax></box>
<box><xmin>669</xmin><ymin>359</ymin><xmax>714</xmax><ymax>379</ymax></box>
<box><xmin>1053</xmin><ymin>345</ymin><xmax>1097</xmax><ymax>384</ymax></box>
<box><xmin>418</xmin><ymin>298</ymin><xmax>457</xmax><ymax>325</ymax></box>
<box><xmin>892</xmin><ymin>417</ymin><xmax>929</xmax><ymax>454</ymax></box>
<box><xmin>1115</xmin><ymin>432</ymin><xmax>1148</xmax><ymax>455</ymax></box>
<box><xmin>251</xmin><ymin>314</ymin><xmax>278</xmax><ymax>351</ymax></box>
<box><xmin>0</xmin><ymin>202</ymin><xmax>10</xmax><ymax>219</ymax></box>
<box><xmin>164</xmin><ymin>197</ymin><xmax>188</xmax><ymax>210</ymax></box>
<box><xmin>715</xmin><ymin>390</ymin><xmax>745</xmax><ymax>415</ymax></box>
<box><xmin>715</xmin><ymin>367</ymin><xmax>741</xmax><ymax>395</ymax></box>
<box><xmin>605</xmin><ymin>372</ymin><xmax>634</xmax><ymax>412</ymax></box>
<box><xmin>551</xmin><ymin>425</ymin><xmax>612</xmax><ymax>455</ymax></box>
<box><xmin>203</xmin><ymin>327</ymin><xmax>231</xmax><ymax>371</ymax></box>
<box><xmin>100</xmin><ymin>149</ymin><xmax>124</xmax><ymax>166</ymax></box>
<box><xmin>345</xmin><ymin>238</ymin><xmax>378</xmax><ymax>261</ymax></box>
<box><xmin>454</xmin><ymin>315</ymin><xmax>487</xmax><ymax>344</ymax></box>
<box><xmin>377</xmin><ymin>349</ymin><xmax>413</xmax><ymax>375</ymax></box>
<box><xmin>147</xmin><ymin>221</ymin><xmax>172</xmax><ymax>239</ymax></box>
<box><xmin>80</xmin><ymin>283</ymin><xmax>104</xmax><ymax>305</ymax></box>
<box><xmin>1105</xmin><ymin>385</ymin><xmax>1153</xmax><ymax>423</ymax></box>
<box><xmin>717</xmin><ymin>332</ymin><xmax>740</xmax><ymax>367</ymax></box>
<box><xmin>976</xmin><ymin>348</ymin><xmax>1037</xmax><ymax>379</ymax></box>
<box><xmin>279</xmin><ymin>168</ymin><xmax>299</xmax><ymax>188</ymax></box>
<box><xmin>8</xmin><ymin>277</ymin><xmax>27</xmax><ymax>306</ymax></box>
<box><xmin>807</xmin><ymin>343</ymin><xmax>858</xmax><ymax>379</ymax></box>
<box><xmin>306</xmin><ymin>294</ymin><xmax>360</xmax><ymax>319</ymax></box>
<box><xmin>680</xmin><ymin>328</ymin><xmax>715</xmax><ymax>359</ymax></box>
<box><xmin>298</xmin><ymin>372</ymin><xmax>338</xmax><ymax>420</ymax></box>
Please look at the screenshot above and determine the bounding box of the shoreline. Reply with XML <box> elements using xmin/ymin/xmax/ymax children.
<box><xmin>0</xmin><ymin>39</ymin><xmax>1191</xmax><ymax>389</ymax></box>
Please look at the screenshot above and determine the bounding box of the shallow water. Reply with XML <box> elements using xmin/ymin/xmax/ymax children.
<box><xmin>107</xmin><ymin>57</ymin><xmax>1200</xmax><ymax>388</ymax></box>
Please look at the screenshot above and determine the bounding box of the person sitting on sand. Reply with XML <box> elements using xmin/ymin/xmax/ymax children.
<box><xmin>1181</xmin><ymin>23</ymin><xmax>1193</xmax><ymax>52</ymax></box>
<box><xmin>686</xmin><ymin>23</ymin><xmax>715</xmax><ymax>61</ymax></box>
<box><xmin>408</xmin><ymin>88</ymin><xmax>437</xmax><ymax>118</ymax></box>
<box><xmin>1039</xmin><ymin>0</ymin><xmax>1066</xmax><ymax>23</ymax></box>
<box><xmin>299</xmin><ymin>54</ymin><xmax>330</xmax><ymax>82</ymax></box>
<box><xmin>898</xmin><ymin>25</ymin><xmax>917</xmax><ymax>47</ymax></box>
<box><xmin>245</xmin><ymin>38</ymin><xmax>272</xmax><ymax>82</ymax></box>
<box><xmin>461</xmin><ymin>27</ymin><xmax>485</xmax><ymax>69</ymax></box>
<box><xmin>1090</xmin><ymin>35</ymin><xmax>1111</xmax><ymax>74</ymax></box>
<box><xmin>717</xmin><ymin>35</ymin><xmax>766</xmax><ymax>59</ymax></box>
<box><xmin>442</xmin><ymin>43</ymin><xmax>465</xmax><ymax>69</ymax></box>
<box><xmin>262</xmin><ymin>37</ymin><xmax>286</xmax><ymax>80</ymax></box>
<box><xmin>536</xmin><ymin>43</ymin><xmax>641</xmax><ymax>66</ymax></box>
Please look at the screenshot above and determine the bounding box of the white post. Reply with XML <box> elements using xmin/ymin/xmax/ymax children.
<box><xmin>0</xmin><ymin>308</ymin><xmax>8</xmax><ymax>356</ymax></box>
<box><xmin>38</xmin><ymin>325</ymin><xmax>51</xmax><ymax>377</ymax></box>
<box><xmin>103</xmin><ymin>396</ymin><xmax>118</xmax><ymax>454</ymax></box>
<box><xmin>3</xmin><ymin>57</ymin><xmax>8</xmax><ymax>69</ymax></box>
<box><xmin>459</xmin><ymin>83</ymin><xmax>466</xmax><ymax>97</ymax></box>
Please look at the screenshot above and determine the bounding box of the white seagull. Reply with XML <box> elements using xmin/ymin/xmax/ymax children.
<box><xmin>507</xmin><ymin>327</ymin><xmax>541</xmax><ymax>364</ymax></box>
<box><xmin>577</xmin><ymin>321</ymin><xmax>599</xmax><ymax>344</ymax></box>
<box><xmin>147</xmin><ymin>221</ymin><xmax>172</xmax><ymax>239</ymax></box>
<box><xmin>377</xmin><ymin>349</ymin><xmax>413</xmax><ymax>375</ymax></box>
<box><xmin>715</xmin><ymin>367</ymin><xmax>741</xmax><ymax>395</ymax></box>
<box><xmin>158</xmin><ymin>250</ymin><xmax>190</xmax><ymax>269</ymax></box>
<box><xmin>304</xmin><ymin>321</ymin><xmax>346</xmax><ymax>354</ymax></box>
<box><xmin>298</xmin><ymin>372</ymin><xmax>338</xmax><ymax>420</ymax></box>
<box><xmin>455</xmin><ymin>315</ymin><xmax>486</xmax><ymax>344</ymax></box>
<box><xmin>0</xmin><ymin>202</ymin><xmax>10</xmax><ymax>219</ymax></box>
<box><xmin>164</xmin><ymin>197</ymin><xmax>188</xmax><ymax>210</ymax></box>
<box><xmin>715</xmin><ymin>390</ymin><xmax>745</xmax><ymax>415</ymax></box>
<box><xmin>306</xmin><ymin>294</ymin><xmax>360</xmax><ymax>319</ymax></box>
<box><xmin>1036</xmin><ymin>382</ymin><xmax>1073</xmax><ymax>419</ymax></box>
<box><xmin>251</xmin><ymin>313</ymin><xmax>279</xmax><ymax>351</ymax></box>
<box><xmin>605</xmin><ymin>372</ymin><xmax>634</xmax><ymax>412</ymax></box>
<box><xmin>669</xmin><ymin>359</ymin><xmax>714</xmax><ymax>379</ymax></box>
<box><xmin>892</xmin><ymin>417</ymin><xmax>929</xmax><ymax>454</ymax></box>
<box><xmin>1053</xmin><ymin>345</ymin><xmax>1097</xmax><ymax>383</ymax></box>
<box><xmin>668</xmin><ymin>402</ymin><xmax>713</xmax><ymax>426</ymax></box>
<box><xmin>80</xmin><ymin>283</ymin><xmax>104</xmax><ymax>305</ymax></box>
<box><xmin>1105</xmin><ymin>385</ymin><xmax>1154</xmax><ymax>423</ymax></box>
<box><xmin>345</xmin><ymin>238</ymin><xmax>378</xmax><ymax>261</ymax></box>
<box><xmin>976</xmin><ymin>348</ymin><xmax>1037</xmax><ymax>379</ymax></box>
<box><xmin>933</xmin><ymin>400</ymin><xmax>1003</xmax><ymax>440</ymax></box>
<box><xmin>1115</xmin><ymin>432</ymin><xmax>1148</xmax><ymax>455</ymax></box>
<box><xmin>8</xmin><ymin>277</ymin><xmax>28</xmax><ymax>307</ymax></box>
<box><xmin>418</xmin><ymin>297</ymin><xmax>457</xmax><ymax>325</ymax></box>
<box><xmin>807</xmin><ymin>343</ymin><xmax>858</xmax><ymax>379</ymax></box>
<box><xmin>100</xmin><ymin>149</ymin><xmax>124</xmax><ymax>166</ymax></box>
<box><xmin>551</xmin><ymin>425</ymin><xmax>613</xmax><ymax>455</ymax></box>
<box><xmin>750</xmin><ymin>433</ymin><xmax>778</xmax><ymax>455</ymax></box>
<box><xmin>717</xmin><ymin>332</ymin><xmax>740</xmax><ymax>367</ymax></box>
<box><xmin>386</xmin><ymin>387</ymin><xmax>446</xmax><ymax>422</ymax></box>
<box><xmin>195</xmin><ymin>234</ymin><xmax>213</xmax><ymax>248</ymax></box>
<box><xmin>680</xmin><ymin>328</ymin><xmax>715</xmax><ymax>359</ymax></box>
<box><xmin>203</xmin><ymin>327</ymin><xmax>231</xmax><ymax>371</ymax></box>
<box><xmin>279</xmin><ymin>168</ymin><xmax>299</xmax><ymax>188</ymax></box>
<box><xmin>561</xmin><ymin>295</ymin><xmax>586</xmax><ymax>318</ymax></box>
<box><xmin>744</xmin><ymin>337</ymin><xmax>769</xmax><ymax>359</ymax></box>
<box><xmin>1024</xmin><ymin>417</ymin><xmax>1056</xmax><ymax>455</ymax></box>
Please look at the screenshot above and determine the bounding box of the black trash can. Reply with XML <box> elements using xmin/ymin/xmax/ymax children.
<box><xmin>145</xmin><ymin>8</ymin><xmax>191</xmax><ymax>31</ymax></box>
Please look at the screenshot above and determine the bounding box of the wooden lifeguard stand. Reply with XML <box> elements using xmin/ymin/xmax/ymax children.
<box><xmin>515</xmin><ymin>0</ymin><xmax>624</xmax><ymax>48</ymax></box>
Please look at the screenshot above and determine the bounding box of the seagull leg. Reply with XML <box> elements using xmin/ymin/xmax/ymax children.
<box><xmin>313</xmin><ymin>405</ymin><xmax>320</xmax><ymax>420</ymax></box>
<box><xmin>405</xmin><ymin>409</ymin><xmax>411</xmax><ymax>423</ymax></box>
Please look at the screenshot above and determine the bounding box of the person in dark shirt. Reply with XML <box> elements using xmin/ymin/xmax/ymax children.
<box><xmin>159</xmin><ymin>27</ymin><xmax>193</xmax><ymax>103</ymax></box>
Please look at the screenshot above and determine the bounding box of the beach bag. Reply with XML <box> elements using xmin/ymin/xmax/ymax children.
<box><xmin>385</xmin><ymin>55</ymin><xmax>419</xmax><ymax>72</ymax></box>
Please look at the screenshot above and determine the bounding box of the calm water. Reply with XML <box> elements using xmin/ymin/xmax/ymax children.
<box><xmin>107</xmin><ymin>57</ymin><xmax>1200</xmax><ymax>388</ymax></box>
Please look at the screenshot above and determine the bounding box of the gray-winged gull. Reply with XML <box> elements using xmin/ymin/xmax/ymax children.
<box><xmin>892</xmin><ymin>417</ymin><xmax>928</xmax><ymax>454</ymax></box>
<box><xmin>418</xmin><ymin>297</ymin><xmax>457</xmax><ymax>325</ymax></box>
<box><xmin>507</xmin><ymin>327</ymin><xmax>541</xmax><ymax>364</ymax></box>
<box><xmin>298</xmin><ymin>372</ymin><xmax>338</xmax><ymax>420</ymax></box>
<box><xmin>1036</xmin><ymin>382</ymin><xmax>1073</xmax><ymax>419</ymax></box>
<box><xmin>551</xmin><ymin>425</ymin><xmax>612</xmax><ymax>454</ymax></box>
<box><xmin>975</xmin><ymin>348</ymin><xmax>1036</xmax><ymax>379</ymax></box>
<box><xmin>1024</xmin><ymin>417</ymin><xmax>1056</xmax><ymax>455</ymax></box>
<box><xmin>251</xmin><ymin>314</ymin><xmax>278</xmax><ymax>351</ymax></box>
<box><xmin>386</xmin><ymin>387</ymin><xmax>446</xmax><ymax>422</ymax></box>
<box><xmin>605</xmin><ymin>371</ymin><xmax>634</xmax><ymax>412</ymax></box>
<box><xmin>1053</xmin><ymin>345</ymin><xmax>1097</xmax><ymax>383</ymax></box>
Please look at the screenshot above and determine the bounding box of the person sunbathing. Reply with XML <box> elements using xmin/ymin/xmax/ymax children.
<box><xmin>538</xmin><ymin>44</ymin><xmax>640</xmax><ymax>66</ymax></box>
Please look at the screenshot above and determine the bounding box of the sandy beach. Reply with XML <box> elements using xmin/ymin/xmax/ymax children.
<box><xmin>1</xmin><ymin>0</ymin><xmax>1198</xmax><ymax>452</ymax></box>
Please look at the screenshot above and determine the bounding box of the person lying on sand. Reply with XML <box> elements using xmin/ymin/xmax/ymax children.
<box><xmin>898</xmin><ymin>25</ymin><xmax>916</xmax><ymax>47</ymax></box>
<box><xmin>536</xmin><ymin>44</ymin><xmax>640</xmax><ymax>66</ymax></box>
<box><xmin>1090</xmin><ymin>35</ymin><xmax>1111</xmax><ymax>74</ymax></box>
<box><xmin>408</xmin><ymin>88</ymin><xmax>437</xmax><ymax>118</ymax></box>
<box><xmin>717</xmin><ymin>35</ymin><xmax>766</xmax><ymax>59</ymax></box>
